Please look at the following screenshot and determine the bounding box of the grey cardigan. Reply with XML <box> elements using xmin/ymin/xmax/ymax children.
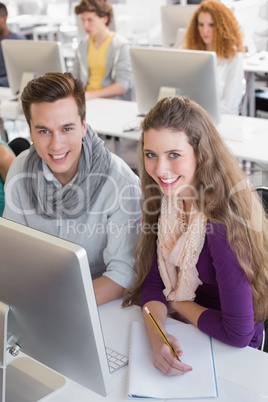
<box><xmin>72</xmin><ymin>33</ymin><xmax>133</xmax><ymax>101</ymax></box>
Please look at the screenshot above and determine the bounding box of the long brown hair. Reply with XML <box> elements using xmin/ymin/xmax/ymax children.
<box><xmin>123</xmin><ymin>96</ymin><xmax>268</xmax><ymax>323</ymax></box>
<box><xmin>183</xmin><ymin>0</ymin><xmax>244</xmax><ymax>59</ymax></box>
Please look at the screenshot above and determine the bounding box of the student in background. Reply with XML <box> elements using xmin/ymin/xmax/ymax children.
<box><xmin>0</xmin><ymin>2</ymin><xmax>25</xmax><ymax>87</ymax></box>
<box><xmin>0</xmin><ymin>138</ymin><xmax>15</xmax><ymax>215</ymax></box>
<box><xmin>183</xmin><ymin>0</ymin><xmax>244</xmax><ymax>115</ymax></box>
<box><xmin>123</xmin><ymin>96</ymin><xmax>268</xmax><ymax>375</ymax></box>
<box><xmin>3</xmin><ymin>72</ymin><xmax>141</xmax><ymax>306</ymax></box>
<box><xmin>73</xmin><ymin>0</ymin><xmax>133</xmax><ymax>100</ymax></box>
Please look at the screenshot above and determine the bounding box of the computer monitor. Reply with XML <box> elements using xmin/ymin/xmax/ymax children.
<box><xmin>161</xmin><ymin>5</ymin><xmax>198</xmax><ymax>47</ymax></box>
<box><xmin>130</xmin><ymin>46</ymin><xmax>221</xmax><ymax>125</ymax></box>
<box><xmin>0</xmin><ymin>217</ymin><xmax>113</xmax><ymax>400</ymax></box>
<box><xmin>2</xmin><ymin>40</ymin><xmax>66</xmax><ymax>96</ymax></box>
<box><xmin>231</xmin><ymin>0</ymin><xmax>262</xmax><ymax>55</ymax></box>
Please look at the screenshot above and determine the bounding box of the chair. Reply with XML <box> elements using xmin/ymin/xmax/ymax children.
<box><xmin>256</xmin><ymin>186</ymin><xmax>268</xmax><ymax>213</ymax></box>
<box><xmin>255</xmin><ymin>186</ymin><xmax>268</xmax><ymax>352</ymax></box>
<box><xmin>8</xmin><ymin>137</ymin><xmax>30</xmax><ymax>156</ymax></box>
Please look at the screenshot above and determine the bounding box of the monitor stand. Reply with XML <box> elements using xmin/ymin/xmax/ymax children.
<box><xmin>0</xmin><ymin>302</ymin><xmax>66</xmax><ymax>402</ymax></box>
<box><xmin>157</xmin><ymin>86</ymin><xmax>177</xmax><ymax>101</ymax></box>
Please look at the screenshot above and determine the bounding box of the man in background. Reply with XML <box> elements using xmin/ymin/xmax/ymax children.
<box><xmin>0</xmin><ymin>2</ymin><xmax>25</xmax><ymax>87</ymax></box>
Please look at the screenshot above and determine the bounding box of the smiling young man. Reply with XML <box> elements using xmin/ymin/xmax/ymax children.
<box><xmin>3</xmin><ymin>72</ymin><xmax>142</xmax><ymax>305</ymax></box>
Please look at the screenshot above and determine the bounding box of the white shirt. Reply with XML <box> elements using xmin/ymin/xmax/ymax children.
<box><xmin>217</xmin><ymin>52</ymin><xmax>244</xmax><ymax>115</ymax></box>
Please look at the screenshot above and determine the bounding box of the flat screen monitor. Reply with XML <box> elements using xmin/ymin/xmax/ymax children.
<box><xmin>161</xmin><ymin>5</ymin><xmax>198</xmax><ymax>47</ymax></box>
<box><xmin>0</xmin><ymin>217</ymin><xmax>113</xmax><ymax>400</ymax></box>
<box><xmin>231</xmin><ymin>0</ymin><xmax>261</xmax><ymax>55</ymax></box>
<box><xmin>2</xmin><ymin>39</ymin><xmax>66</xmax><ymax>96</ymax></box>
<box><xmin>130</xmin><ymin>46</ymin><xmax>221</xmax><ymax>125</ymax></box>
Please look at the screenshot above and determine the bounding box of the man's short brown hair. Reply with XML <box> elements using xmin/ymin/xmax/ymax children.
<box><xmin>75</xmin><ymin>0</ymin><xmax>113</xmax><ymax>26</ymax></box>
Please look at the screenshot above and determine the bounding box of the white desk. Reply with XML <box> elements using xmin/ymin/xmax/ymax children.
<box><xmin>7</xmin><ymin>14</ymin><xmax>74</xmax><ymax>32</ymax></box>
<box><xmin>86</xmin><ymin>98</ymin><xmax>268</xmax><ymax>165</ymax></box>
<box><xmin>8</xmin><ymin>298</ymin><xmax>266</xmax><ymax>402</ymax></box>
<box><xmin>1</xmin><ymin>94</ymin><xmax>268</xmax><ymax>165</ymax></box>
<box><xmin>0</xmin><ymin>87</ymin><xmax>13</xmax><ymax>102</ymax></box>
<box><xmin>243</xmin><ymin>51</ymin><xmax>268</xmax><ymax>117</ymax></box>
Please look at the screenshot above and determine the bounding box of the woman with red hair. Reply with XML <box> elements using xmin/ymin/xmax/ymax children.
<box><xmin>183</xmin><ymin>0</ymin><xmax>245</xmax><ymax>115</ymax></box>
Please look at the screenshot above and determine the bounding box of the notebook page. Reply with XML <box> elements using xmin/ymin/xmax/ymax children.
<box><xmin>128</xmin><ymin>321</ymin><xmax>217</xmax><ymax>399</ymax></box>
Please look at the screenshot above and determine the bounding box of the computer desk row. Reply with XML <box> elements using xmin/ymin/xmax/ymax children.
<box><xmin>1</xmin><ymin>92</ymin><xmax>268</xmax><ymax>166</ymax></box>
<box><xmin>6</xmin><ymin>298</ymin><xmax>268</xmax><ymax>401</ymax></box>
<box><xmin>86</xmin><ymin>98</ymin><xmax>268</xmax><ymax>166</ymax></box>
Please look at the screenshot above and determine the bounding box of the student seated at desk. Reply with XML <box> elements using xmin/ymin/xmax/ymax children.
<box><xmin>72</xmin><ymin>0</ymin><xmax>133</xmax><ymax>101</ymax></box>
<box><xmin>182</xmin><ymin>0</ymin><xmax>244</xmax><ymax>115</ymax></box>
<box><xmin>3</xmin><ymin>72</ymin><xmax>142</xmax><ymax>306</ymax></box>
<box><xmin>0</xmin><ymin>138</ymin><xmax>15</xmax><ymax>215</ymax></box>
<box><xmin>123</xmin><ymin>96</ymin><xmax>268</xmax><ymax>375</ymax></box>
<box><xmin>0</xmin><ymin>2</ymin><xmax>25</xmax><ymax>87</ymax></box>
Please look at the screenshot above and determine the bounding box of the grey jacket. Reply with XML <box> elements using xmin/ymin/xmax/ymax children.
<box><xmin>72</xmin><ymin>33</ymin><xmax>133</xmax><ymax>101</ymax></box>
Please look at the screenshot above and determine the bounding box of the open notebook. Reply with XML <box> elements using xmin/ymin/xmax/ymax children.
<box><xmin>128</xmin><ymin>321</ymin><xmax>218</xmax><ymax>399</ymax></box>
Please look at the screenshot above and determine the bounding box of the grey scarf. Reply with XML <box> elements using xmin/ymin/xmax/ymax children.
<box><xmin>23</xmin><ymin>125</ymin><xmax>111</xmax><ymax>219</ymax></box>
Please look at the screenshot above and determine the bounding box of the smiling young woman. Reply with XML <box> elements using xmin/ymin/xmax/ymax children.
<box><xmin>123</xmin><ymin>96</ymin><xmax>268</xmax><ymax>376</ymax></box>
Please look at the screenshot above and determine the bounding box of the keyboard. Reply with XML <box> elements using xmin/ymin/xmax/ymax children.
<box><xmin>106</xmin><ymin>347</ymin><xmax>128</xmax><ymax>373</ymax></box>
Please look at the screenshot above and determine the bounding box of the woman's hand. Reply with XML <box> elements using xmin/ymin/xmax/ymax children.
<box><xmin>143</xmin><ymin>302</ymin><xmax>192</xmax><ymax>375</ymax></box>
<box><xmin>150</xmin><ymin>329</ymin><xmax>192</xmax><ymax>376</ymax></box>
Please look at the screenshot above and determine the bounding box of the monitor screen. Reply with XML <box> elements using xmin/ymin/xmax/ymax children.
<box><xmin>2</xmin><ymin>39</ymin><xmax>66</xmax><ymax>96</ymax></box>
<box><xmin>130</xmin><ymin>46</ymin><xmax>221</xmax><ymax>125</ymax></box>
<box><xmin>161</xmin><ymin>4</ymin><xmax>198</xmax><ymax>47</ymax></box>
<box><xmin>0</xmin><ymin>217</ymin><xmax>113</xmax><ymax>399</ymax></box>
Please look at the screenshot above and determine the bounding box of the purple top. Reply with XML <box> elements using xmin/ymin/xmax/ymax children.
<box><xmin>141</xmin><ymin>222</ymin><xmax>263</xmax><ymax>348</ymax></box>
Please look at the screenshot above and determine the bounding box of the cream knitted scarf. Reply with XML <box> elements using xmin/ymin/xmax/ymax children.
<box><xmin>157</xmin><ymin>195</ymin><xmax>207</xmax><ymax>301</ymax></box>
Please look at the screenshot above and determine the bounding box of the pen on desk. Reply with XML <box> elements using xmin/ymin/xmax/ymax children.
<box><xmin>144</xmin><ymin>306</ymin><xmax>181</xmax><ymax>362</ymax></box>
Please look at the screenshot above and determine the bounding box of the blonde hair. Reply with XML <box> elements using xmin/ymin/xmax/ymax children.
<box><xmin>183</xmin><ymin>0</ymin><xmax>244</xmax><ymax>59</ymax></box>
<box><xmin>123</xmin><ymin>96</ymin><xmax>268</xmax><ymax>323</ymax></box>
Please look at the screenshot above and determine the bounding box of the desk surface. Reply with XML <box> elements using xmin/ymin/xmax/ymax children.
<box><xmin>21</xmin><ymin>299</ymin><xmax>266</xmax><ymax>401</ymax></box>
<box><xmin>1</xmin><ymin>93</ymin><xmax>268</xmax><ymax>165</ymax></box>
<box><xmin>86</xmin><ymin>98</ymin><xmax>268</xmax><ymax>165</ymax></box>
<box><xmin>243</xmin><ymin>51</ymin><xmax>268</xmax><ymax>74</ymax></box>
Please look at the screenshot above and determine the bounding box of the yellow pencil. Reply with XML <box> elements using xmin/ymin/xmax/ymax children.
<box><xmin>144</xmin><ymin>306</ymin><xmax>181</xmax><ymax>362</ymax></box>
